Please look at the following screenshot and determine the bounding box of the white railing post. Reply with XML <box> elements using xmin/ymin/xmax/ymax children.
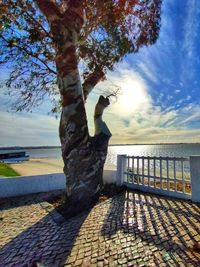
<box><xmin>190</xmin><ymin>156</ymin><xmax>200</xmax><ymax>203</ymax></box>
<box><xmin>116</xmin><ymin>154</ymin><xmax>127</xmax><ymax>186</ymax></box>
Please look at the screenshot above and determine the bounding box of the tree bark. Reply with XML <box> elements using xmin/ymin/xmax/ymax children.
<box><xmin>56</xmin><ymin>43</ymin><xmax>111</xmax><ymax>205</ymax></box>
<box><xmin>59</xmin><ymin>88</ymin><xmax>111</xmax><ymax>205</ymax></box>
<box><xmin>36</xmin><ymin>0</ymin><xmax>111</xmax><ymax>207</ymax></box>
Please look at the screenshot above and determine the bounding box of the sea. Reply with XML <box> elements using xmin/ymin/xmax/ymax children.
<box><xmin>1</xmin><ymin>143</ymin><xmax>200</xmax><ymax>167</ymax></box>
<box><xmin>106</xmin><ymin>143</ymin><xmax>200</xmax><ymax>166</ymax></box>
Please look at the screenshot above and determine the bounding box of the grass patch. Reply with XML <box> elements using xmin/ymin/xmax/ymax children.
<box><xmin>0</xmin><ymin>163</ymin><xmax>21</xmax><ymax>177</ymax></box>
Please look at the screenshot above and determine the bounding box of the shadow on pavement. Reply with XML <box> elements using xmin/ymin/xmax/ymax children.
<box><xmin>0</xmin><ymin>199</ymin><xmax>91</xmax><ymax>267</ymax></box>
<box><xmin>101</xmin><ymin>190</ymin><xmax>200</xmax><ymax>266</ymax></box>
<box><xmin>0</xmin><ymin>190</ymin><xmax>200</xmax><ymax>266</ymax></box>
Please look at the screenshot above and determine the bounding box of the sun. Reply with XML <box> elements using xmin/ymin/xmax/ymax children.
<box><xmin>115</xmin><ymin>76</ymin><xmax>151</xmax><ymax>116</ymax></box>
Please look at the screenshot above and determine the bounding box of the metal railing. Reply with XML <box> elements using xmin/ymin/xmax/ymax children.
<box><xmin>117</xmin><ymin>155</ymin><xmax>192</xmax><ymax>200</ymax></box>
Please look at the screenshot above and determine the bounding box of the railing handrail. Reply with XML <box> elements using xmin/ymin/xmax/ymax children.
<box><xmin>117</xmin><ymin>154</ymin><xmax>200</xmax><ymax>203</ymax></box>
<box><xmin>125</xmin><ymin>155</ymin><xmax>189</xmax><ymax>161</ymax></box>
<box><xmin>124</xmin><ymin>172</ymin><xmax>189</xmax><ymax>182</ymax></box>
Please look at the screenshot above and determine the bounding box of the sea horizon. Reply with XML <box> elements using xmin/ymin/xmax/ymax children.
<box><xmin>1</xmin><ymin>143</ymin><xmax>200</xmax><ymax>167</ymax></box>
<box><xmin>1</xmin><ymin>142</ymin><xmax>200</xmax><ymax>150</ymax></box>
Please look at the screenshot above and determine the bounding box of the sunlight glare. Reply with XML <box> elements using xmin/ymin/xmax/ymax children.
<box><xmin>116</xmin><ymin>77</ymin><xmax>151</xmax><ymax>115</ymax></box>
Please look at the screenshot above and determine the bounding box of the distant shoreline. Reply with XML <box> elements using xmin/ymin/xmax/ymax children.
<box><xmin>0</xmin><ymin>143</ymin><xmax>200</xmax><ymax>150</ymax></box>
<box><xmin>0</xmin><ymin>146</ymin><xmax>61</xmax><ymax>150</ymax></box>
<box><xmin>109</xmin><ymin>143</ymin><xmax>200</xmax><ymax>146</ymax></box>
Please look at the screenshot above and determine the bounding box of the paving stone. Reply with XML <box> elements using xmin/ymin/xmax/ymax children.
<box><xmin>74</xmin><ymin>259</ymin><xmax>83</xmax><ymax>266</ymax></box>
<box><xmin>0</xmin><ymin>190</ymin><xmax>200</xmax><ymax>266</ymax></box>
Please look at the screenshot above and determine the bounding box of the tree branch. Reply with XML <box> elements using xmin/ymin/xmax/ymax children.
<box><xmin>94</xmin><ymin>95</ymin><xmax>111</xmax><ymax>137</ymax></box>
<box><xmin>82</xmin><ymin>68</ymin><xmax>105</xmax><ymax>99</ymax></box>
<box><xmin>24</xmin><ymin>10</ymin><xmax>52</xmax><ymax>39</ymax></box>
<box><xmin>35</xmin><ymin>0</ymin><xmax>62</xmax><ymax>22</ymax></box>
<box><xmin>0</xmin><ymin>34</ymin><xmax>56</xmax><ymax>75</ymax></box>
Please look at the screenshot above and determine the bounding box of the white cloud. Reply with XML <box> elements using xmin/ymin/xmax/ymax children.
<box><xmin>0</xmin><ymin>111</ymin><xmax>59</xmax><ymax>146</ymax></box>
<box><xmin>1</xmin><ymin>60</ymin><xmax>199</xmax><ymax>147</ymax></box>
<box><xmin>183</xmin><ymin>0</ymin><xmax>197</xmax><ymax>58</ymax></box>
<box><xmin>137</xmin><ymin>62</ymin><xmax>158</xmax><ymax>83</ymax></box>
<box><xmin>180</xmin><ymin>105</ymin><xmax>200</xmax><ymax>125</ymax></box>
<box><xmin>86</xmin><ymin>63</ymin><xmax>200</xmax><ymax>144</ymax></box>
<box><xmin>186</xmin><ymin>95</ymin><xmax>191</xmax><ymax>101</ymax></box>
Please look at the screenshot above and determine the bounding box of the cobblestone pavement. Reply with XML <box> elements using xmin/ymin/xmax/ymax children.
<box><xmin>0</xmin><ymin>190</ymin><xmax>200</xmax><ymax>267</ymax></box>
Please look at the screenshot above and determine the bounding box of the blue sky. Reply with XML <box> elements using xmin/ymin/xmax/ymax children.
<box><xmin>0</xmin><ymin>0</ymin><xmax>200</xmax><ymax>146</ymax></box>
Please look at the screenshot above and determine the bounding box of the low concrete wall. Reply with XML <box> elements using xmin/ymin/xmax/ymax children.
<box><xmin>0</xmin><ymin>173</ymin><xmax>65</xmax><ymax>198</ymax></box>
<box><xmin>103</xmin><ymin>170</ymin><xmax>117</xmax><ymax>184</ymax></box>
<box><xmin>0</xmin><ymin>169</ymin><xmax>117</xmax><ymax>198</ymax></box>
<box><xmin>190</xmin><ymin>156</ymin><xmax>200</xmax><ymax>203</ymax></box>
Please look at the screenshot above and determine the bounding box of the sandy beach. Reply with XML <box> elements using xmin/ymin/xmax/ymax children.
<box><xmin>10</xmin><ymin>158</ymin><xmax>116</xmax><ymax>176</ymax></box>
<box><xmin>10</xmin><ymin>158</ymin><xmax>64</xmax><ymax>176</ymax></box>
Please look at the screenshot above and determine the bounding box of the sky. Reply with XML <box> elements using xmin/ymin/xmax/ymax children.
<box><xmin>0</xmin><ymin>0</ymin><xmax>200</xmax><ymax>146</ymax></box>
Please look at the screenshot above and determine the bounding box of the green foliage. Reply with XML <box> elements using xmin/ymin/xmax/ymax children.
<box><xmin>0</xmin><ymin>0</ymin><xmax>57</xmax><ymax>111</ymax></box>
<box><xmin>0</xmin><ymin>0</ymin><xmax>162</xmax><ymax>112</ymax></box>
<box><xmin>80</xmin><ymin>0</ymin><xmax>162</xmax><ymax>76</ymax></box>
<box><xmin>0</xmin><ymin>163</ymin><xmax>21</xmax><ymax>177</ymax></box>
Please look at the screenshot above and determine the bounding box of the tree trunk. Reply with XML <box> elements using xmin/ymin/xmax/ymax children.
<box><xmin>57</xmin><ymin>49</ymin><xmax>111</xmax><ymax>205</ymax></box>
<box><xmin>59</xmin><ymin>91</ymin><xmax>111</xmax><ymax>205</ymax></box>
<box><xmin>35</xmin><ymin>0</ymin><xmax>111</xmax><ymax>208</ymax></box>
